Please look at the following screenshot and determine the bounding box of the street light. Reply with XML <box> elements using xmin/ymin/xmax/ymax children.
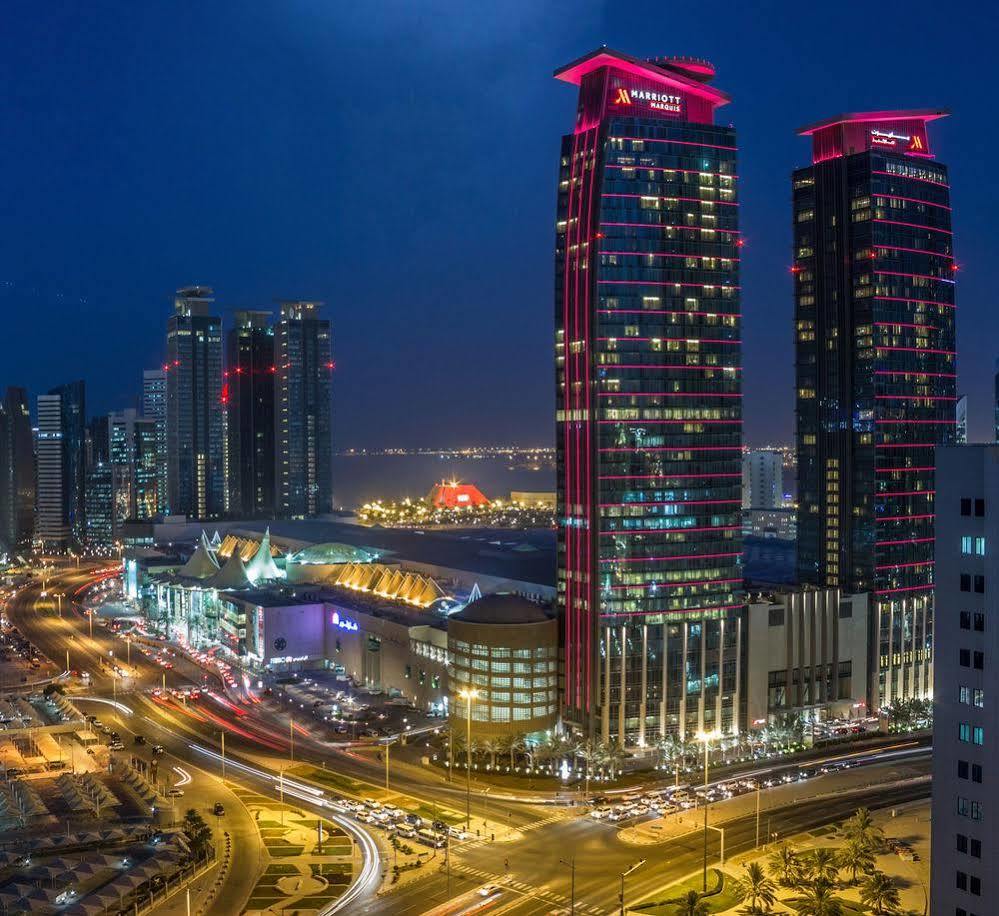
<box><xmin>559</xmin><ymin>856</ymin><xmax>576</xmax><ymax>915</ymax></box>
<box><xmin>457</xmin><ymin>687</ymin><xmax>478</xmax><ymax>830</ymax></box>
<box><xmin>696</xmin><ymin>729</ymin><xmax>721</xmax><ymax>893</ymax></box>
<box><xmin>619</xmin><ymin>859</ymin><xmax>645</xmax><ymax>916</ymax></box>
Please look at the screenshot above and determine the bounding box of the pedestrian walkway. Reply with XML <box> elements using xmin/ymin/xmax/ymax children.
<box><xmin>447</xmin><ymin>862</ymin><xmax>608</xmax><ymax>915</ymax></box>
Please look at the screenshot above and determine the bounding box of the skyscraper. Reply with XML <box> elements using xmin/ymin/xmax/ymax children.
<box><xmin>142</xmin><ymin>368</ymin><xmax>168</xmax><ymax>515</ymax></box>
<box><xmin>742</xmin><ymin>449</ymin><xmax>783</xmax><ymax>509</ymax></box>
<box><xmin>793</xmin><ymin>111</ymin><xmax>955</xmax><ymax>709</ymax></box>
<box><xmin>166</xmin><ymin>286</ymin><xmax>224</xmax><ymax>519</ymax></box>
<box><xmin>931</xmin><ymin>446</ymin><xmax>990</xmax><ymax>915</ymax></box>
<box><xmin>35</xmin><ymin>382</ymin><xmax>85</xmax><ymax>549</ymax></box>
<box><xmin>0</xmin><ymin>387</ymin><xmax>34</xmax><ymax>550</ymax></box>
<box><xmin>225</xmin><ymin>310</ymin><xmax>276</xmax><ymax>517</ymax></box>
<box><xmin>554</xmin><ymin>49</ymin><xmax>743</xmax><ymax>747</ymax></box>
<box><xmin>275</xmin><ymin>300</ymin><xmax>333</xmax><ymax>517</ymax></box>
<box><xmin>956</xmin><ymin>394</ymin><xmax>968</xmax><ymax>445</ymax></box>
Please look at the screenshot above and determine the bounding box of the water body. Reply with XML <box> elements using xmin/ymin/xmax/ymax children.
<box><xmin>331</xmin><ymin>454</ymin><xmax>555</xmax><ymax>509</ymax></box>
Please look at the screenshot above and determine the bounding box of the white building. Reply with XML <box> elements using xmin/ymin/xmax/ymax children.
<box><xmin>742</xmin><ymin>449</ymin><xmax>783</xmax><ymax>509</ymax></box>
<box><xmin>931</xmin><ymin>446</ymin><xmax>992</xmax><ymax>914</ymax></box>
<box><xmin>35</xmin><ymin>394</ymin><xmax>68</xmax><ymax>548</ymax></box>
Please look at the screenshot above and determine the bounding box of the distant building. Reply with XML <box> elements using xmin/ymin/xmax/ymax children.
<box><xmin>0</xmin><ymin>387</ymin><xmax>34</xmax><ymax>550</ymax></box>
<box><xmin>743</xmin><ymin>507</ymin><xmax>796</xmax><ymax>541</ymax></box>
<box><xmin>931</xmin><ymin>446</ymin><xmax>991</xmax><ymax>915</ymax></box>
<box><xmin>225</xmin><ymin>310</ymin><xmax>275</xmax><ymax>517</ymax></box>
<box><xmin>84</xmin><ymin>461</ymin><xmax>115</xmax><ymax>549</ymax></box>
<box><xmin>142</xmin><ymin>368</ymin><xmax>168</xmax><ymax>515</ymax></box>
<box><xmin>166</xmin><ymin>286</ymin><xmax>224</xmax><ymax>519</ymax></box>
<box><xmin>427</xmin><ymin>481</ymin><xmax>489</xmax><ymax>509</ymax></box>
<box><xmin>746</xmin><ymin>588</ymin><xmax>870</xmax><ymax>727</ymax></box>
<box><xmin>743</xmin><ymin>450</ymin><xmax>783</xmax><ymax>510</ymax></box>
<box><xmin>956</xmin><ymin>394</ymin><xmax>968</xmax><ymax>444</ymax></box>
<box><xmin>275</xmin><ymin>301</ymin><xmax>333</xmax><ymax>517</ymax></box>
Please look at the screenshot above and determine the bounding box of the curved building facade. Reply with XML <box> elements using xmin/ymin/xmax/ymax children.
<box><xmin>447</xmin><ymin>594</ymin><xmax>558</xmax><ymax>738</ymax></box>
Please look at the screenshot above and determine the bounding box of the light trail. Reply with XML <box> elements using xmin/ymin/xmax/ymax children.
<box><xmin>172</xmin><ymin>766</ymin><xmax>192</xmax><ymax>787</ymax></box>
<box><xmin>73</xmin><ymin>696</ymin><xmax>134</xmax><ymax>716</ymax></box>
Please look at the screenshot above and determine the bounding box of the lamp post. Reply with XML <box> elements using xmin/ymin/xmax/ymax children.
<box><xmin>696</xmin><ymin>730</ymin><xmax>720</xmax><ymax>893</ymax></box>
<box><xmin>457</xmin><ymin>688</ymin><xmax>478</xmax><ymax>830</ymax></box>
<box><xmin>559</xmin><ymin>857</ymin><xmax>576</xmax><ymax>915</ymax></box>
<box><xmin>619</xmin><ymin>859</ymin><xmax>645</xmax><ymax>916</ymax></box>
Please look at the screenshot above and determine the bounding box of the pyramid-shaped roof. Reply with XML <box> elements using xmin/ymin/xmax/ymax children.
<box><xmin>245</xmin><ymin>529</ymin><xmax>281</xmax><ymax>583</ymax></box>
<box><xmin>178</xmin><ymin>541</ymin><xmax>220</xmax><ymax>579</ymax></box>
<box><xmin>205</xmin><ymin>551</ymin><xmax>251</xmax><ymax>590</ymax></box>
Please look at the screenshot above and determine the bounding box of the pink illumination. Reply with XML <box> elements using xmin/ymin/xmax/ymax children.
<box><xmin>598</xmin><ymin>473</ymin><xmax>742</xmax><ymax>480</ymax></box>
<box><xmin>878</xmin><ymin>536</ymin><xmax>935</xmax><ymax>546</ymax></box>
<box><xmin>599</xmin><ymin>525</ymin><xmax>742</xmax><ymax>536</ymax></box>
<box><xmin>876</xmin><ymin>513</ymin><xmax>935</xmax><ymax>522</ymax></box>
<box><xmin>598</xmin><ymin>499</ymin><xmax>741</xmax><ymax>507</ymax></box>
<box><xmin>875</xmin><ymin>270</ymin><xmax>954</xmax><ymax>284</ymax></box>
<box><xmin>875</xmin><ymin>584</ymin><xmax>935</xmax><ymax>595</ymax></box>
<box><xmin>873</xmin><ymin>218</ymin><xmax>952</xmax><ymax>235</ymax></box>
<box><xmin>875</xmin><ymin>560</ymin><xmax>935</xmax><ymax>571</ymax></box>
<box><xmin>874</xmin><ymin>346</ymin><xmax>956</xmax><ymax>355</ymax></box>
<box><xmin>600</xmin><ymin>551</ymin><xmax>741</xmax><ymax>564</ymax></box>
<box><xmin>598</xmin><ymin>280</ymin><xmax>740</xmax><ymax>289</ymax></box>
<box><xmin>874</xmin><ymin>395</ymin><xmax>958</xmax><ymax>401</ymax></box>
<box><xmin>597</xmin><ymin>336</ymin><xmax>741</xmax><ymax>344</ymax></box>
<box><xmin>875</xmin><ymin>370</ymin><xmax>956</xmax><ymax>378</ymax></box>
<box><xmin>875</xmin><ymin>467</ymin><xmax>935</xmax><ymax>473</ymax></box>
<box><xmin>598</xmin><ymin>445</ymin><xmax>741</xmax><ymax>453</ymax></box>
<box><xmin>875</xmin><ymin>244</ymin><xmax>952</xmax><ymax>258</ymax></box>
<box><xmin>875</xmin><ymin>193</ymin><xmax>950</xmax><ymax>210</ymax></box>
<box><xmin>605</xmin><ymin>577</ymin><xmax>741</xmax><ymax>591</ymax></box>
<box><xmin>598</xmin><ymin>309</ymin><xmax>743</xmax><ymax>317</ymax></box>
<box><xmin>876</xmin><ymin>443</ymin><xmax>937</xmax><ymax>448</ymax></box>
<box><xmin>599</xmin><ymin>250</ymin><xmax>741</xmax><ymax>261</ymax></box>
<box><xmin>596</xmin><ymin>419</ymin><xmax>742</xmax><ymax>425</ymax></box>
<box><xmin>874</xmin><ymin>295</ymin><xmax>954</xmax><ymax>308</ymax></box>
<box><xmin>873</xmin><ymin>322</ymin><xmax>946</xmax><ymax>331</ymax></box>
<box><xmin>601</xmin><ymin>603</ymin><xmax>744</xmax><ymax>618</ymax></box>
<box><xmin>602</xmin><ymin>221</ymin><xmax>741</xmax><ymax>234</ymax></box>
<box><xmin>603</xmin><ymin>364</ymin><xmax>741</xmax><ymax>371</ymax></box>
<box><xmin>876</xmin><ymin>419</ymin><xmax>957</xmax><ymax>424</ymax></box>
<box><xmin>612</xmin><ymin>135</ymin><xmax>738</xmax><ymax>151</ymax></box>
<box><xmin>598</xmin><ymin>392</ymin><xmax>743</xmax><ymax>398</ymax></box>
<box><xmin>605</xmin><ymin>165</ymin><xmax>738</xmax><ymax>179</ymax></box>
<box><xmin>872</xmin><ymin>169</ymin><xmax>948</xmax><ymax>187</ymax></box>
<box><xmin>878</xmin><ymin>490</ymin><xmax>936</xmax><ymax>498</ymax></box>
<box><xmin>602</xmin><ymin>193</ymin><xmax>738</xmax><ymax>207</ymax></box>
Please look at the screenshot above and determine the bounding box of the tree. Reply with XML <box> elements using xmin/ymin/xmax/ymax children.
<box><xmin>676</xmin><ymin>889</ymin><xmax>708</xmax><ymax>916</ymax></box>
<box><xmin>738</xmin><ymin>861</ymin><xmax>777</xmax><ymax>914</ymax></box>
<box><xmin>794</xmin><ymin>878</ymin><xmax>842</xmax><ymax>916</ymax></box>
<box><xmin>182</xmin><ymin>809</ymin><xmax>213</xmax><ymax>859</ymax></box>
<box><xmin>842</xmin><ymin>807</ymin><xmax>884</xmax><ymax>852</ymax></box>
<box><xmin>806</xmin><ymin>848</ymin><xmax>840</xmax><ymax>885</ymax></box>
<box><xmin>860</xmin><ymin>871</ymin><xmax>900</xmax><ymax>915</ymax></box>
<box><xmin>837</xmin><ymin>837</ymin><xmax>876</xmax><ymax>884</ymax></box>
<box><xmin>767</xmin><ymin>844</ymin><xmax>804</xmax><ymax>887</ymax></box>
<box><xmin>480</xmin><ymin>737</ymin><xmax>500</xmax><ymax>768</ymax></box>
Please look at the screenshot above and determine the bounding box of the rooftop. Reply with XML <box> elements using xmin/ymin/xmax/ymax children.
<box><xmin>450</xmin><ymin>593</ymin><xmax>553</xmax><ymax>626</ymax></box>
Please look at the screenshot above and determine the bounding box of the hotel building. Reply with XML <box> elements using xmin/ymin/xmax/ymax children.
<box><xmin>554</xmin><ymin>49</ymin><xmax>743</xmax><ymax>748</ymax></box>
<box><xmin>792</xmin><ymin>111</ymin><xmax>955</xmax><ymax>709</ymax></box>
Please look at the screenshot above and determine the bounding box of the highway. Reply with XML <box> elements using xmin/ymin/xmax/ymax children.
<box><xmin>4</xmin><ymin>563</ymin><xmax>934</xmax><ymax>916</ymax></box>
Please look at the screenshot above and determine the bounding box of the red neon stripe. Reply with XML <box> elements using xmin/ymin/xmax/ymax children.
<box><xmin>874</xmin><ymin>295</ymin><xmax>954</xmax><ymax>308</ymax></box>
<box><xmin>878</xmin><ymin>490</ymin><xmax>936</xmax><ymax>497</ymax></box>
<box><xmin>875</xmin><ymin>270</ymin><xmax>954</xmax><ymax>284</ymax></box>
<box><xmin>875</xmin><ymin>244</ymin><xmax>952</xmax><ymax>258</ymax></box>
<box><xmin>872</xmin><ymin>169</ymin><xmax>948</xmax><ymax>188</ymax></box>
<box><xmin>599</xmin><ymin>392</ymin><xmax>742</xmax><ymax>398</ymax></box>
<box><xmin>611</xmin><ymin>135</ymin><xmax>739</xmax><ymax>151</ymax></box>
<box><xmin>599</xmin><ymin>525</ymin><xmax>742</xmax><ymax>536</ymax></box>
<box><xmin>878</xmin><ymin>536</ymin><xmax>935</xmax><ymax>546</ymax></box>
<box><xmin>601</xmin><ymin>603</ymin><xmax>745</xmax><ymax>618</ymax></box>
<box><xmin>875</xmin><ymin>584</ymin><xmax>934</xmax><ymax>595</ymax></box>
<box><xmin>874</xmin><ymin>322</ymin><xmax>947</xmax><ymax>331</ymax></box>
<box><xmin>876</xmin><ymin>419</ymin><xmax>956</xmax><ymax>424</ymax></box>
<box><xmin>875</xmin><ymin>560</ymin><xmax>935</xmax><ymax>571</ymax></box>
<box><xmin>875</xmin><ymin>370</ymin><xmax>956</xmax><ymax>378</ymax></box>
<box><xmin>597</xmin><ymin>336</ymin><xmax>741</xmax><ymax>344</ymax></box>
<box><xmin>875</xmin><ymin>467</ymin><xmax>935</xmax><ymax>473</ymax></box>
<box><xmin>597</xmin><ymin>419</ymin><xmax>742</xmax><ymax>425</ymax></box>
<box><xmin>598</xmin><ymin>473</ymin><xmax>742</xmax><ymax>480</ymax></box>
<box><xmin>876</xmin><ymin>443</ymin><xmax>936</xmax><ymax>448</ymax></box>
<box><xmin>605</xmin><ymin>577</ymin><xmax>742</xmax><ymax>591</ymax></box>
<box><xmin>600</xmin><ymin>250</ymin><xmax>742</xmax><ymax>261</ymax></box>
<box><xmin>875</xmin><ymin>193</ymin><xmax>950</xmax><ymax>210</ymax></box>
<box><xmin>875</xmin><ymin>346</ymin><xmax>955</xmax><ymax>355</ymax></box>
<box><xmin>874</xmin><ymin>396</ymin><xmax>957</xmax><ymax>403</ymax></box>
<box><xmin>599</xmin><ymin>445</ymin><xmax>741</xmax><ymax>453</ymax></box>
<box><xmin>606</xmin><ymin>164</ymin><xmax>738</xmax><ymax>179</ymax></box>
<box><xmin>599</xmin><ymin>499</ymin><xmax>740</xmax><ymax>508</ymax></box>
<box><xmin>601</xmin><ymin>221</ymin><xmax>740</xmax><ymax>234</ymax></box>
<box><xmin>873</xmin><ymin>218</ymin><xmax>951</xmax><ymax>234</ymax></box>
<box><xmin>607</xmin><ymin>364</ymin><xmax>742</xmax><ymax>371</ymax></box>
<box><xmin>598</xmin><ymin>309</ymin><xmax>743</xmax><ymax>317</ymax></box>
<box><xmin>600</xmin><ymin>551</ymin><xmax>742</xmax><ymax>564</ymax></box>
<box><xmin>603</xmin><ymin>192</ymin><xmax>738</xmax><ymax>207</ymax></box>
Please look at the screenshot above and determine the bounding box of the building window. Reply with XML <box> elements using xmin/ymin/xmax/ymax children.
<box><xmin>768</xmin><ymin>607</ymin><xmax>785</xmax><ymax>626</ymax></box>
<box><xmin>975</xmin><ymin>612</ymin><xmax>986</xmax><ymax>632</ymax></box>
<box><xmin>975</xmin><ymin>498</ymin><xmax>986</xmax><ymax>517</ymax></box>
<box><xmin>959</xmin><ymin>722</ymin><xmax>971</xmax><ymax>742</ymax></box>
<box><xmin>960</xmin><ymin>686</ymin><xmax>971</xmax><ymax>705</ymax></box>
<box><xmin>972</xmin><ymin>801</ymin><xmax>983</xmax><ymax>821</ymax></box>
<box><xmin>959</xmin><ymin>759</ymin><xmax>969</xmax><ymax>778</ymax></box>
<box><xmin>961</xmin><ymin>612</ymin><xmax>972</xmax><ymax>629</ymax></box>
<box><xmin>976</xmin><ymin>537</ymin><xmax>986</xmax><ymax>556</ymax></box>
<box><xmin>973</xmin><ymin>726</ymin><xmax>984</xmax><ymax>745</ymax></box>
<box><xmin>960</xmin><ymin>649</ymin><xmax>971</xmax><ymax>667</ymax></box>
<box><xmin>974</xmin><ymin>651</ymin><xmax>984</xmax><ymax>670</ymax></box>
<box><xmin>974</xmin><ymin>689</ymin><xmax>984</xmax><ymax>708</ymax></box>
<box><xmin>963</xmin><ymin>536</ymin><xmax>973</xmax><ymax>555</ymax></box>
<box><xmin>961</xmin><ymin>498</ymin><xmax>972</xmax><ymax>516</ymax></box>
<box><xmin>971</xmin><ymin>838</ymin><xmax>981</xmax><ymax>857</ymax></box>
<box><xmin>961</xmin><ymin>574</ymin><xmax>971</xmax><ymax>592</ymax></box>
<box><xmin>957</xmin><ymin>871</ymin><xmax>967</xmax><ymax>891</ymax></box>
<box><xmin>974</xmin><ymin>575</ymin><xmax>985</xmax><ymax>594</ymax></box>
<box><xmin>973</xmin><ymin>763</ymin><xmax>983</xmax><ymax>783</ymax></box>
<box><xmin>957</xmin><ymin>833</ymin><xmax>968</xmax><ymax>853</ymax></box>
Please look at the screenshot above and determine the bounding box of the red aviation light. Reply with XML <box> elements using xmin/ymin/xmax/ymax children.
<box><xmin>326</xmin><ymin>361</ymin><xmax>336</xmax><ymax>371</ymax></box>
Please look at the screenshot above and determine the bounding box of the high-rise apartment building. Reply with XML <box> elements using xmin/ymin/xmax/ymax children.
<box><xmin>957</xmin><ymin>394</ymin><xmax>968</xmax><ymax>445</ymax></box>
<box><xmin>793</xmin><ymin>111</ymin><xmax>955</xmax><ymax>709</ymax></box>
<box><xmin>742</xmin><ymin>449</ymin><xmax>783</xmax><ymax>509</ymax></box>
<box><xmin>166</xmin><ymin>286</ymin><xmax>224</xmax><ymax>519</ymax></box>
<box><xmin>931</xmin><ymin>445</ymin><xmax>991</xmax><ymax>916</ymax></box>
<box><xmin>35</xmin><ymin>382</ymin><xmax>86</xmax><ymax>549</ymax></box>
<box><xmin>275</xmin><ymin>301</ymin><xmax>333</xmax><ymax>517</ymax></box>
<box><xmin>554</xmin><ymin>49</ymin><xmax>743</xmax><ymax>747</ymax></box>
<box><xmin>142</xmin><ymin>368</ymin><xmax>168</xmax><ymax>515</ymax></box>
<box><xmin>225</xmin><ymin>310</ymin><xmax>276</xmax><ymax>517</ymax></box>
<box><xmin>0</xmin><ymin>387</ymin><xmax>34</xmax><ymax>549</ymax></box>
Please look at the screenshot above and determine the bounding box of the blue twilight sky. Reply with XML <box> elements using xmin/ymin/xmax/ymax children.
<box><xmin>1</xmin><ymin>1</ymin><xmax>995</xmax><ymax>447</ymax></box>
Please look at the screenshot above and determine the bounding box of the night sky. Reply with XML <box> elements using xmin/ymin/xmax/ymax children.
<box><xmin>2</xmin><ymin>1</ymin><xmax>995</xmax><ymax>446</ymax></box>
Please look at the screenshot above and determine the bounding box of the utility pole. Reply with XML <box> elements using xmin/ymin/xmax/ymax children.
<box><xmin>220</xmin><ymin>732</ymin><xmax>226</xmax><ymax>781</ymax></box>
<box><xmin>289</xmin><ymin>718</ymin><xmax>294</xmax><ymax>763</ymax></box>
<box><xmin>755</xmin><ymin>780</ymin><xmax>761</xmax><ymax>849</ymax></box>
<box><xmin>559</xmin><ymin>857</ymin><xmax>576</xmax><ymax>915</ymax></box>
<box><xmin>619</xmin><ymin>859</ymin><xmax>645</xmax><ymax>916</ymax></box>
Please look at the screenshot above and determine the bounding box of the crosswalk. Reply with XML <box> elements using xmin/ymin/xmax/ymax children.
<box><xmin>448</xmin><ymin>862</ymin><xmax>606</xmax><ymax>914</ymax></box>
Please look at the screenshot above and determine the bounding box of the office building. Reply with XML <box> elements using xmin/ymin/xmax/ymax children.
<box><xmin>956</xmin><ymin>394</ymin><xmax>968</xmax><ymax>445</ymax></box>
<box><xmin>931</xmin><ymin>446</ymin><xmax>991</xmax><ymax>916</ymax></box>
<box><xmin>84</xmin><ymin>461</ymin><xmax>115</xmax><ymax>549</ymax></box>
<box><xmin>554</xmin><ymin>49</ymin><xmax>743</xmax><ymax>747</ymax></box>
<box><xmin>793</xmin><ymin>111</ymin><xmax>955</xmax><ymax>709</ymax></box>
<box><xmin>275</xmin><ymin>301</ymin><xmax>333</xmax><ymax>517</ymax></box>
<box><xmin>143</xmin><ymin>368</ymin><xmax>168</xmax><ymax>515</ymax></box>
<box><xmin>166</xmin><ymin>286</ymin><xmax>224</xmax><ymax>519</ymax></box>
<box><xmin>743</xmin><ymin>449</ymin><xmax>783</xmax><ymax>509</ymax></box>
<box><xmin>225</xmin><ymin>310</ymin><xmax>276</xmax><ymax>517</ymax></box>
<box><xmin>0</xmin><ymin>387</ymin><xmax>34</xmax><ymax>550</ymax></box>
<box><xmin>35</xmin><ymin>382</ymin><xmax>86</xmax><ymax>549</ymax></box>
<box><xmin>109</xmin><ymin>409</ymin><xmax>159</xmax><ymax>523</ymax></box>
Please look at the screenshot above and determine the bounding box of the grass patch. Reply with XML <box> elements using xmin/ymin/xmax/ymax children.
<box><xmin>634</xmin><ymin>869</ymin><xmax>741</xmax><ymax>915</ymax></box>
<box><xmin>298</xmin><ymin>893</ymin><xmax>341</xmax><ymax>907</ymax></box>
<box><xmin>264</xmin><ymin>863</ymin><xmax>300</xmax><ymax>876</ymax></box>
<box><xmin>267</xmin><ymin>845</ymin><xmax>306</xmax><ymax>857</ymax></box>
<box><xmin>246</xmin><ymin>896</ymin><xmax>285</xmax><ymax>908</ymax></box>
<box><xmin>408</xmin><ymin>802</ymin><xmax>463</xmax><ymax>826</ymax></box>
<box><xmin>289</xmin><ymin>764</ymin><xmax>377</xmax><ymax>797</ymax></box>
<box><xmin>311</xmin><ymin>863</ymin><xmax>352</xmax><ymax>879</ymax></box>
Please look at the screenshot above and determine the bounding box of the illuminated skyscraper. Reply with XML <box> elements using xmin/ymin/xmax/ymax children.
<box><xmin>142</xmin><ymin>368</ymin><xmax>168</xmax><ymax>515</ymax></box>
<box><xmin>36</xmin><ymin>382</ymin><xmax>86</xmax><ymax>549</ymax></box>
<box><xmin>0</xmin><ymin>387</ymin><xmax>34</xmax><ymax>549</ymax></box>
<box><xmin>225</xmin><ymin>310</ymin><xmax>276</xmax><ymax>517</ymax></box>
<box><xmin>165</xmin><ymin>286</ymin><xmax>224</xmax><ymax>519</ymax></box>
<box><xmin>793</xmin><ymin>111</ymin><xmax>955</xmax><ymax>708</ymax></box>
<box><xmin>275</xmin><ymin>301</ymin><xmax>333</xmax><ymax>517</ymax></box>
<box><xmin>554</xmin><ymin>49</ymin><xmax>743</xmax><ymax>747</ymax></box>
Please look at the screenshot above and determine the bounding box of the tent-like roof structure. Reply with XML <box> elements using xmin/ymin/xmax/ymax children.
<box><xmin>288</xmin><ymin>542</ymin><xmax>376</xmax><ymax>565</ymax></box>
<box><xmin>176</xmin><ymin>538</ymin><xmax>220</xmax><ymax>579</ymax></box>
<box><xmin>205</xmin><ymin>551</ymin><xmax>251</xmax><ymax>590</ymax></box>
<box><xmin>245</xmin><ymin>528</ymin><xmax>281</xmax><ymax>582</ymax></box>
<box><xmin>333</xmin><ymin>562</ymin><xmax>448</xmax><ymax>608</ymax></box>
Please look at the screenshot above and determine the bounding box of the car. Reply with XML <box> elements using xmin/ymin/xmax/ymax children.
<box><xmin>589</xmin><ymin>809</ymin><xmax>608</xmax><ymax>820</ymax></box>
<box><xmin>394</xmin><ymin>826</ymin><xmax>417</xmax><ymax>839</ymax></box>
<box><xmin>478</xmin><ymin>885</ymin><xmax>501</xmax><ymax>898</ymax></box>
<box><xmin>151</xmin><ymin>745</ymin><xmax>165</xmax><ymax>756</ymax></box>
<box><xmin>108</xmin><ymin>742</ymin><xmax>125</xmax><ymax>751</ymax></box>
<box><xmin>213</xmin><ymin>802</ymin><xmax>225</xmax><ymax>817</ymax></box>
<box><xmin>134</xmin><ymin>735</ymin><xmax>146</xmax><ymax>746</ymax></box>
<box><xmin>167</xmin><ymin>788</ymin><xmax>184</xmax><ymax>798</ymax></box>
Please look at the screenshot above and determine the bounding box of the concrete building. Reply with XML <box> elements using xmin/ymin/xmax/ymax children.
<box><xmin>746</xmin><ymin>588</ymin><xmax>870</xmax><ymax>728</ymax></box>
<box><xmin>931</xmin><ymin>445</ymin><xmax>992</xmax><ymax>915</ymax></box>
<box><xmin>447</xmin><ymin>594</ymin><xmax>558</xmax><ymax>738</ymax></box>
<box><xmin>743</xmin><ymin>450</ymin><xmax>784</xmax><ymax>510</ymax></box>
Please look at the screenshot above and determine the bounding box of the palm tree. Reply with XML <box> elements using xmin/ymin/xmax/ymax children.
<box><xmin>860</xmin><ymin>871</ymin><xmax>900</xmax><ymax>915</ymax></box>
<box><xmin>842</xmin><ymin>807</ymin><xmax>884</xmax><ymax>852</ymax></box>
<box><xmin>676</xmin><ymin>889</ymin><xmax>708</xmax><ymax>916</ymax></box>
<box><xmin>604</xmin><ymin>743</ymin><xmax>626</xmax><ymax>780</ymax></box>
<box><xmin>480</xmin><ymin>737</ymin><xmax>500</xmax><ymax>768</ymax></box>
<box><xmin>837</xmin><ymin>837</ymin><xmax>876</xmax><ymax>884</ymax></box>
<box><xmin>807</xmin><ymin>848</ymin><xmax>840</xmax><ymax>885</ymax></box>
<box><xmin>794</xmin><ymin>878</ymin><xmax>842</xmax><ymax>916</ymax></box>
<box><xmin>738</xmin><ymin>861</ymin><xmax>777</xmax><ymax>914</ymax></box>
<box><xmin>507</xmin><ymin>734</ymin><xmax>526</xmax><ymax>770</ymax></box>
<box><xmin>767</xmin><ymin>843</ymin><xmax>804</xmax><ymax>887</ymax></box>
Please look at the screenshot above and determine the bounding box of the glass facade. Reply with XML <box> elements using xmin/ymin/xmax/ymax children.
<box><xmin>555</xmin><ymin>51</ymin><xmax>744</xmax><ymax>748</ymax></box>
<box><xmin>793</xmin><ymin>114</ymin><xmax>955</xmax><ymax>707</ymax></box>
